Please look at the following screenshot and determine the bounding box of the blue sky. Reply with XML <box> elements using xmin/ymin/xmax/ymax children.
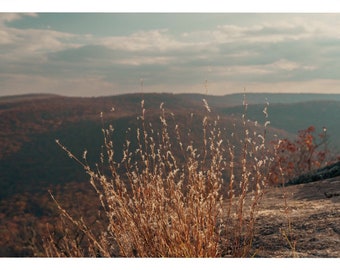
<box><xmin>1</xmin><ymin>8</ymin><xmax>340</xmax><ymax>96</ymax></box>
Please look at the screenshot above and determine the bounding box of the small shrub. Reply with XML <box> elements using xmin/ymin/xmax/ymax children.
<box><xmin>269</xmin><ymin>125</ymin><xmax>334</xmax><ymax>184</ymax></box>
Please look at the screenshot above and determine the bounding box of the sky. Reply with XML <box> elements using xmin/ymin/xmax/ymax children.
<box><xmin>2</xmin><ymin>2</ymin><xmax>340</xmax><ymax>97</ymax></box>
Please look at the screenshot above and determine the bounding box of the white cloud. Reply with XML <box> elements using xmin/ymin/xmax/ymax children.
<box><xmin>99</xmin><ymin>29</ymin><xmax>188</xmax><ymax>52</ymax></box>
<box><xmin>0</xmin><ymin>28</ymin><xmax>13</xmax><ymax>44</ymax></box>
<box><xmin>0</xmin><ymin>13</ymin><xmax>37</xmax><ymax>24</ymax></box>
<box><xmin>0</xmin><ymin>30</ymin><xmax>80</xmax><ymax>65</ymax></box>
<box><xmin>186</xmin><ymin>15</ymin><xmax>340</xmax><ymax>47</ymax></box>
<box><xmin>269</xmin><ymin>59</ymin><xmax>303</xmax><ymax>71</ymax></box>
<box><xmin>207</xmin><ymin>59</ymin><xmax>314</xmax><ymax>79</ymax></box>
<box><xmin>116</xmin><ymin>56</ymin><xmax>175</xmax><ymax>66</ymax></box>
<box><xmin>0</xmin><ymin>14</ymin><xmax>86</xmax><ymax>62</ymax></box>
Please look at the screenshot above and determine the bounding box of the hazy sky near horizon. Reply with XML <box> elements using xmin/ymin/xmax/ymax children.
<box><xmin>2</xmin><ymin>12</ymin><xmax>340</xmax><ymax>97</ymax></box>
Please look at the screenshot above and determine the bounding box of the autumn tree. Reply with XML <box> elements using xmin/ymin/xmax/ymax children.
<box><xmin>270</xmin><ymin>126</ymin><xmax>332</xmax><ymax>184</ymax></box>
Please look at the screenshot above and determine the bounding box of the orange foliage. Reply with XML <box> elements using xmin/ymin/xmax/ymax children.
<box><xmin>269</xmin><ymin>126</ymin><xmax>332</xmax><ymax>184</ymax></box>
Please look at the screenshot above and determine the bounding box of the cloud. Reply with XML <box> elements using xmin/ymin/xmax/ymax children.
<box><xmin>0</xmin><ymin>14</ymin><xmax>86</xmax><ymax>64</ymax></box>
<box><xmin>116</xmin><ymin>56</ymin><xmax>175</xmax><ymax>66</ymax></box>
<box><xmin>0</xmin><ymin>13</ymin><xmax>37</xmax><ymax>24</ymax></box>
<box><xmin>2</xmin><ymin>13</ymin><xmax>340</xmax><ymax>97</ymax></box>
<box><xmin>214</xmin><ymin>15</ymin><xmax>340</xmax><ymax>43</ymax></box>
<box><xmin>0</xmin><ymin>72</ymin><xmax>119</xmax><ymax>96</ymax></box>
<box><xmin>99</xmin><ymin>29</ymin><xmax>188</xmax><ymax>52</ymax></box>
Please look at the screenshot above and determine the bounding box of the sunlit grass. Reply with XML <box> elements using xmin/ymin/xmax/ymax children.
<box><xmin>44</xmin><ymin>97</ymin><xmax>286</xmax><ymax>257</ymax></box>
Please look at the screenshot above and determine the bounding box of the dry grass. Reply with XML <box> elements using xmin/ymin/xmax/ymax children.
<box><xmin>45</xmin><ymin>96</ymin><xmax>277</xmax><ymax>257</ymax></box>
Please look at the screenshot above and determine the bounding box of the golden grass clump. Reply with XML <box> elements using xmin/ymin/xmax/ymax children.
<box><xmin>46</xmin><ymin>97</ymin><xmax>274</xmax><ymax>257</ymax></box>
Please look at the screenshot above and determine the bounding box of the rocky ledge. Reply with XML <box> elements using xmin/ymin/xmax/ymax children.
<box><xmin>286</xmin><ymin>161</ymin><xmax>340</xmax><ymax>187</ymax></box>
<box><xmin>252</xmin><ymin>167</ymin><xmax>340</xmax><ymax>257</ymax></box>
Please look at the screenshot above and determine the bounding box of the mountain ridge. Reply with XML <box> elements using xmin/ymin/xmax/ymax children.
<box><xmin>2</xmin><ymin>91</ymin><xmax>340</xmax><ymax>104</ymax></box>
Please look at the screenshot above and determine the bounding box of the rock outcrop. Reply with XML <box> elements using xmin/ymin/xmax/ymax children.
<box><xmin>285</xmin><ymin>161</ymin><xmax>340</xmax><ymax>186</ymax></box>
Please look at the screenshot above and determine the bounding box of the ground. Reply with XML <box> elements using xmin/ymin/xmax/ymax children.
<box><xmin>251</xmin><ymin>176</ymin><xmax>340</xmax><ymax>257</ymax></box>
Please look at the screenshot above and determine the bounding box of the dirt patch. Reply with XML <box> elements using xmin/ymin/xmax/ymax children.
<box><xmin>251</xmin><ymin>177</ymin><xmax>340</xmax><ymax>257</ymax></box>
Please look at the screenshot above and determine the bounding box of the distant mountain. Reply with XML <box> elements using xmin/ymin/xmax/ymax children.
<box><xmin>178</xmin><ymin>93</ymin><xmax>340</xmax><ymax>108</ymax></box>
<box><xmin>0</xmin><ymin>93</ymin><xmax>59</xmax><ymax>104</ymax></box>
<box><xmin>220</xmin><ymin>100</ymin><xmax>340</xmax><ymax>150</ymax></box>
<box><xmin>234</xmin><ymin>92</ymin><xmax>340</xmax><ymax>104</ymax></box>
